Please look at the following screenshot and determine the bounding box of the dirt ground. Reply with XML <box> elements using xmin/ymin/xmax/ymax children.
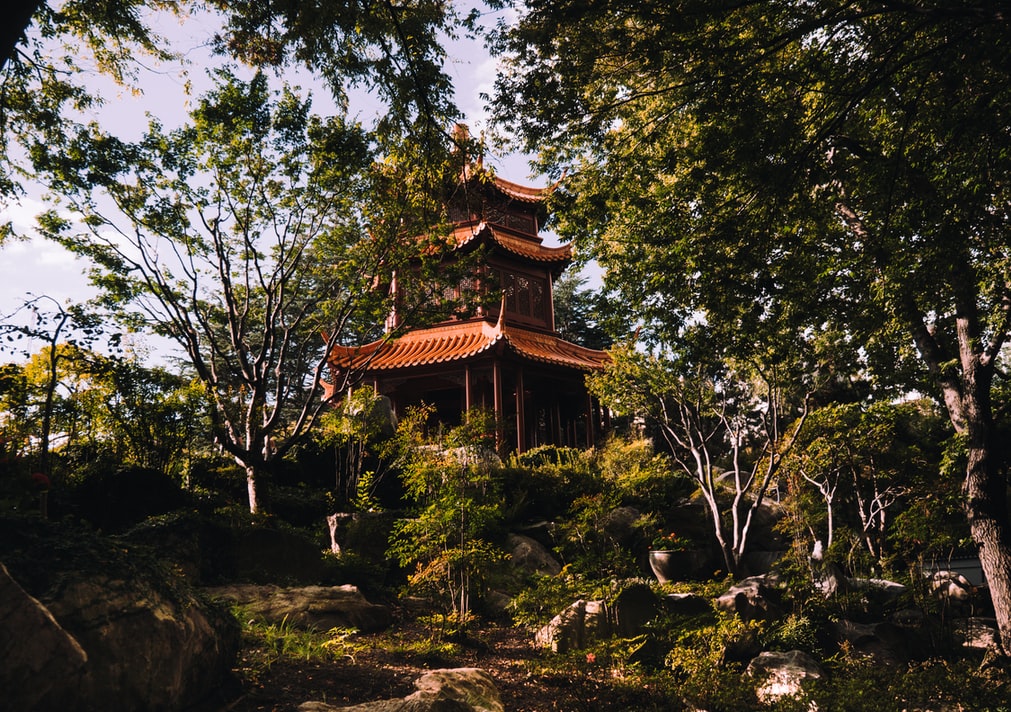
<box><xmin>220</xmin><ymin>617</ymin><xmax>676</xmax><ymax>712</ymax></box>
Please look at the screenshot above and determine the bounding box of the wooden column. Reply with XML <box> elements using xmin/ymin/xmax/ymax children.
<box><xmin>464</xmin><ymin>364</ymin><xmax>472</xmax><ymax>412</ymax></box>
<box><xmin>493</xmin><ymin>360</ymin><xmax>503</xmax><ymax>448</ymax></box>
<box><xmin>515</xmin><ymin>366</ymin><xmax>526</xmax><ymax>453</ymax></box>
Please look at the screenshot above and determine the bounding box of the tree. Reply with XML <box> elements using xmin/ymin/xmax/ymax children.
<box><xmin>34</xmin><ymin>71</ymin><xmax>454</xmax><ymax>513</ymax></box>
<box><xmin>388</xmin><ymin>407</ymin><xmax>505</xmax><ymax>623</ymax></box>
<box><xmin>491</xmin><ymin>0</ymin><xmax>1011</xmax><ymax>652</ymax></box>
<box><xmin>588</xmin><ymin>344</ymin><xmax>808</xmax><ymax>576</ymax></box>
<box><xmin>780</xmin><ymin>400</ymin><xmax>950</xmax><ymax>571</ymax></box>
<box><xmin>552</xmin><ymin>270</ymin><xmax>613</xmax><ymax>350</ymax></box>
<box><xmin>2</xmin><ymin>1</ymin><xmax>460</xmax><ymax>200</ymax></box>
<box><xmin>0</xmin><ymin>295</ymin><xmax>111</xmax><ymax>476</ymax></box>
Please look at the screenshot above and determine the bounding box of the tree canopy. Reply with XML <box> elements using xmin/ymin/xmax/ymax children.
<box><xmin>490</xmin><ymin>0</ymin><xmax>1011</xmax><ymax>651</ymax></box>
<box><xmin>33</xmin><ymin>71</ymin><xmax>458</xmax><ymax>512</ymax></box>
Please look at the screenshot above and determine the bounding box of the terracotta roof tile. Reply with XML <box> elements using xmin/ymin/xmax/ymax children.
<box><xmin>330</xmin><ymin>320</ymin><xmax>608</xmax><ymax>372</ymax></box>
<box><xmin>452</xmin><ymin>222</ymin><xmax>572</xmax><ymax>263</ymax></box>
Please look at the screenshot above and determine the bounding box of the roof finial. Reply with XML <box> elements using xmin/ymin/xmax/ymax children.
<box><xmin>452</xmin><ymin>123</ymin><xmax>483</xmax><ymax>169</ymax></box>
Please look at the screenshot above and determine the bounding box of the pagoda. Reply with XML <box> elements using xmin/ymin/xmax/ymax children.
<box><xmin>327</xmin><ymin>162</ymin><xmax>610</xmax><ymax>453</ymax></box>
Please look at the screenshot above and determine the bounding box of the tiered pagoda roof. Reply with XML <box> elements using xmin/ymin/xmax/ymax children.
<box><xmin>451</xmin><ymin>221</ymin><xmax>573</xmax><ymax>271</ymax></box>
<box><xmin>330</xmin><ymin>317</ymin><xmax>609</xmax><ymax>374</ymax></box>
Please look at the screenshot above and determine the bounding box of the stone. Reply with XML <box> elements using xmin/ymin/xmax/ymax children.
<box><xmin>206</xmin><ymin>583</ymin><xmax>392</xmax><ymax>633</ymax></box>
<box><xmin>300</xmin><ymin>667</ymin><xmax>503</xmax><ymax>712</ymax></box>
<box><xmin>603</xmin><ymin>506</ymin><xmax>642</xmax><ymax>547</ymax></box>
<box><xmin>506</xmin><ymin>533</ymin><xmax>561</xmax><ymax>576</ymax></box>
<box><xmin>715</xmin><ymin>575</ymin><xmax>784</xmax><ymax>621</ymax></box>
<box><xmin>611</xmin><ymin>582</ymin><xmax>662</xmax><ymax>637</ymax></box>
<box><xmin>744</xmin><ymin>550</ymin><xmax>786</xmax><ymax>576</ymax></box>
<box><xmin>0</xmin><ymin>519</ymin><xmax>240</xmax><ymax>712</ymax></box>
<box><xmin>831</xmin><ymin>619</ymin><xmax>911</xmax><ymax>666</ymax></box>
<box><xmin>952</xmin><ymin>617</ymin><xmax>999</xmax><ymax>651</ymax></box>
<box><xmin>663</xmin><ymin>592</ymin><xmax>712</xmax><ymax>616</ymax></box>
<box><xmin>583</xmin><ymin>599</ymin><xmax>610</xmax><ymax>642</ymax></box>
<box><xmin>0</xmin><ymin>562</ymin><xmax>88</xmax><ymax>711</ymax></box>
<box><xmin>929</xmin><ymin>571</ymin><xmax>975</xmax><ymax>608</ymax></box>
<box><xmin>746</xmin><ymin>650</ymin><xmax>823</xmax><ymax>705</ymax></box>
<box><xmin>535</xmin><ymin>599</ymin><xmax>590</xmax><ymax>653</ymax></box>
<box><xmin>848</xmin><ymin>577</ymin><xmax>908</xmax><ymax>605</ymax></box>
<box><xmin>411</xmin><ymin>669</ymin><xmax>504</xmax><ymax>712</ymax></box>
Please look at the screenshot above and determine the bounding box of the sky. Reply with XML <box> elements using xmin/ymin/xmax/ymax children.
<box><xmin>0</xmin><ymin>6</ymin><xmax>551</xmax><ymax>362</ymax></box>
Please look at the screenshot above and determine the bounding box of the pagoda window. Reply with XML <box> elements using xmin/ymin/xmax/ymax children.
<box><xmin>486</xmin><ymin>206</ymin><xmax>537</xmax><ymax>235</ymax></box>
<box><xmin>497</xmin><ymin>269</ymin><xmax>549</xmax><ymax>325</ymax></box>
<box><xmin>531</xmin><ymin>279</ymin><xmax>546</xmax><ymax>320</ymax></box>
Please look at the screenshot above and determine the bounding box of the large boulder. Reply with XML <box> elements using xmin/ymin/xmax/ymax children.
<box><xmin>746</xmin><ymin>650</ymin><xmax>823</xmax><ymax>706</ymax></box>
<box><xmin>0</xmin><ymin>562</ymin><xmax>88</xmax><ymax>711</ymax></box>
<box><xmin>534</xmin><ymin>585</ymin><xmax>665</xmax><ymax>652</ymax></box>
<box><xmin>611</xmin><ymin>582</ymin><xmax>662</xmax><ymax>637</ymax></box>
<box><xmin>206</xmin><ymin>583</ymin><xmax>392</xmax><ymax>633</ymax></box>
<box><xmin>300</xmin><ymin>668</ymin><xmax>503</xmax><ymax>712</ymax></box>
<box><xmin>535</xmin><ymin>599</ymin><xmax>594</xmax><ymax>653</ymax></box>
<box><xmin>715</xmin><ymin>575</ymin><xmax>784</xmax><ymax>621</ymax></box>
<box><xmin>506</xmin><ymin>533</ymin><xmax>561</xmax><ymax>577</ymax></box>
<box><xmin>831</xmin><ymin>619</ymin><xmax>913</xmax><ymax>666</ymax></box>
<box><xmin>952</xmin><ymin>617</ymin><xmax>1000</xmax><ymax>652</ymax></box>
<box><xmin>0</xmin><ymin>518</ymin><xmax>240</xmax><ymax>712</ymax></box>
<box><xmin>124</xmin><ymin>513</ymin><xmax>326</xmax><ymax>585</ymax></box>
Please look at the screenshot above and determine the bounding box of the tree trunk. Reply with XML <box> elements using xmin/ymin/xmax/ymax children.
<box><xmin>965</xmin><ymin>434</ymin><xmax>1011</xmax><ymax>654</ymax></box>
<box><xmin>246</xmin><ymin>465</ymin><xmax>259</xmax><ymax>515</ymax></box>
<box><xmin>1</xmin><ymin>0</ymin><xmax>41</xmax><ymax>70</ymax></box>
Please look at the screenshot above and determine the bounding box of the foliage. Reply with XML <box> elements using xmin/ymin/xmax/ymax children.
<box><xmin>802</xmin><ymin>657</ymin><xmax>1011</xmax><ymax>712</ymax></box>
<box><xmin>34</xmin><ymin>70</ymin><xmax>456</xmax><ymax>513</ymax></box>
<box><xmin>387</xmin><ymin>407</ymin><xmax>507</xmax><ymax>622</ymax></box>
<box><xmin>551</xmin><ymin>269</ymin><xmax>613</xmax><ymax>350</ymax></box>
<box><xmin>316</xmin><ymin>387</ymin><xmax>395</xmax><ymax>511</ymax></box>
<box><xmin>0</xmin><ymin>342</ymin><xmax>209</xmax><ymax>495</ymax></box>
<box><xmin>2</xmin><ymin>0</ymin><xmax>461</xmax><ymax>201</ymax></box>
<box><xmin>589</xmin><ymin>344</ymin><xmax>807</xmax><ymax>575</ymax></box>
<box><xmin>490</xmin><ymin>0</ymin><xmax>1011</xmax><ymax>649</ymax></box>
<box><xmin>0</xmin><ymin>0</ymin><xmax>185</xmax><ymax>200</ymax></box>
<box><xmin>499</xmin><ymin>445</ymin><xmax>597</xmax><ymax>523</ymax></box>
<box><xmin>594</xmin><ymin>436</ymin><xmax>695</xmax><ymax>514</ymax></box>
<box><xmin>235</xmin><ymin>608</ymin><xmax>361</xmax><ymax>680</ymax></box>
<box><xmin>650</xmin><ymin>531</ymin><xmax>690</xmax><ymax>552</ymax></box>
<box><xmin>780</xmin><ymin>399</ymin><xmax>957</xmax><ymax>571</ymax></box>
<box><xmin>762</xmin><ymin>613</ymin><xmax>822</xmax><ymax>658</ymax></box>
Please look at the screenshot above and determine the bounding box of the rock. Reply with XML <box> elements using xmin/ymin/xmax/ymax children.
<box><xmin>746</xmin><ymin>650</ymin><xmax>823</xmax><ymax>705</ymax></box>
<box><xmin>952</xmin><ymin>617</ymin><xmax>999</xmax><ymax>651</ymax></box>
<box><xmin>535</xmin><ymin>599</ymin><xmax>591</xmax><ymax>653</ymax></box>
<box><xmin>831</xmin><ymin>619</ymin><xmax>911</xmax><ymax>665</ymax></box>
<box><xmin>930</xmin><ymin>571</ymin><xmax>975</xmax><ymax>608</ymax></box>
<box><xmin>0</xmin><ymin>562</ymin><xmax>88</xmax><ymax>711</ymax></box>
<box><xmin>411</xmin><ymin>669</ymin><xmax>503</xmax><ymax>712</ymax></box>
<box><xmin>482</xmin><ymin>589</ymin><xmax>513</xmax><ymax>617</ymax></box>
<box><xmin>715</xmin><ymin>575</ymin><xmax>784</xmax><ymax>621</ymax></box>
<box><xmin>0</xmin><ymin>518</ymin><xmax>240</xmax><ymax>712</ymax></box>
<box><xmin>300</xmin><ymin>667</ymin><xmax>503</xmax><ymax>712</ymax></box>
<box><xmin>663</xmin><ymin>592</ymin><xmax>712</xmax><ymax>616</ymax></box>
<box><xmin>848</xmin><ymin>577</ymin><xmax>908</xmax><ymax>605</ymax></box>
<box><xmin>206</xmin><ymin>583</ymin><xmax>392</xmax><ymax>633</ymax></box>
<box><xmin>583</xmin><ymin>599</ymin><xmax>610</xmax><ymax>642</ymax></box>
<box><xmin>744</xmin><ymin>550</ymin><xmax>786</xmax><ymax>575</ymax></box>
<box><xmin>611</xmin><ymin>582</ymin><xmax>662</xmax><ymax>637</ymax></box>
<box><xmin>744</xmin><ymin>501</ymin><xmax>788</xmax><ymax>551</ymax></box>
<box><xmin>534</xmin><ymin>586</ymin><xmax>668</xmax><ymax>652</ymax></box>
<box><xmin>506</xmin><ymin>533</ymin><xmax>561</xmax><ymax>576</ymax></box>
<box><xmin>603</xmin><ymin>506</ymin><xmax>642</xmax><ymax>547</ymax></box>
